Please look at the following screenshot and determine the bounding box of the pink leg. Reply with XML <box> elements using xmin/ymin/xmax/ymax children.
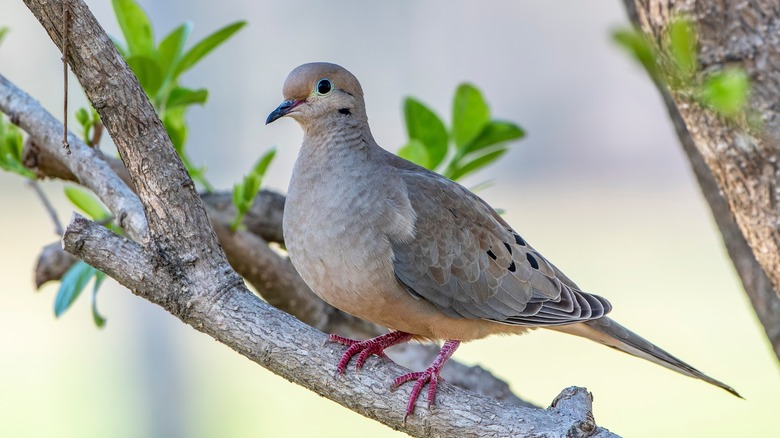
<box><xmin>328</xmin><ymin>331</ymin><xmax>413</xmax><ymax>374</ymax></box>
<box><xmin>391</xmin><ymin>340</ymin><xmax>461</xmax><ymax>419</ymax></box>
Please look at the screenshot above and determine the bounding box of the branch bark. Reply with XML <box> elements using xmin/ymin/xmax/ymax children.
<box><xmin>6</xmin><ymin>0</ymin><xmax>615</xmax><ymax>435</ymax></box>
<box><xmin>622</xmin><ymin>0</ymin><xmax>780</xmax><ymax>361</ymax></box>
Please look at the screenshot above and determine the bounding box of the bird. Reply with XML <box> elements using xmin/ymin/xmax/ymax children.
<box><xmin>266</xmin><ymin>62</ymin><xmax>739</xmax><ymax>418</ymax></box>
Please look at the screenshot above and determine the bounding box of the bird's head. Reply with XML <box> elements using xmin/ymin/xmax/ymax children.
<box><xmin>266</xmin><ymin>62</ymin><xmax>366</xmax><ymax>127</ymax></box>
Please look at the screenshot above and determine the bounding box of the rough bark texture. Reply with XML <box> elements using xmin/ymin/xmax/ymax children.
<box><xmin>4</xmin><ymin>0</ymin><xmax>615</xmax><ymax>435</ymax></box>
<box><xmin>623</xmin><ymin>0</ymin><xmax>780</xmax><ymax>361</ymax></box>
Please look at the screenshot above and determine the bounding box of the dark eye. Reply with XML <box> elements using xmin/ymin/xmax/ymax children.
<box><xmin>316</xmin><ymin>78</ymin><xmax>332</xmax><ymax>95</ymax></box>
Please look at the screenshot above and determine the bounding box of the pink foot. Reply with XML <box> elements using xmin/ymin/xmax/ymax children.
<box><xmin>391</xmin><ymin>340</ymin><xmax>461</xmax><ymax>419</ymax></box>
<box><xmin>328</xmin><ymin>331</ymin><xmax>413</xmax><ymax>373</ymax></box>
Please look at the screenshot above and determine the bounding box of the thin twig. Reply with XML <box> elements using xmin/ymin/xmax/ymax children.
<box><xmin>28</xmin><ymin>179</ymin><xmax>64</xmax><ymax>236</ymax></box>
<box><xmin>61</xmin><ymin>0</ymin><xmax>71</xmax><ymax>154</ymax></box>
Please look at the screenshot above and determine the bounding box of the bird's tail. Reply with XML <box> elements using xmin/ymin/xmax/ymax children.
<box><xmin>550</xmin><ymin>317</ymin><xmax>741</xmax><ymax>397</ymax></box>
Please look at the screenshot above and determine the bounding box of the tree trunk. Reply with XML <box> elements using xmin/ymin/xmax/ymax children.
<box><xmin>623</xmin><ymin>0</ymin><xmax>780</xmax><ymax>361</ymax></box>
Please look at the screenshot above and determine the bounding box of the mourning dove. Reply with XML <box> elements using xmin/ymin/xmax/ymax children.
<box><xmin>266</xmin><ymin>62</ymin><xmax>739</xmax><ymax>418</ymax></box>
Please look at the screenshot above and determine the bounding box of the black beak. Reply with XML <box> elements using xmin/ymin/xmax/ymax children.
<box><xmin>266</xmin><ymin>99</ymin><xmax>301</xmax><ymax>125</ymax></box>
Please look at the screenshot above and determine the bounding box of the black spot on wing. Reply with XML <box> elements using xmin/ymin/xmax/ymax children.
<box><xmin>526</xmin><ymin>252</ymin><xmax>539</xmax><ymax>269</ymax></box>
<box><xmin>487</xmin><ymin>249</ymin><xmax>497</xmax><ymax>260</ymax></box>
<box><xmin>503</xmin><ymin>241</ymin><xmax>512</xmax><ymax>255</ymax></box>
<box><xmin>514</xmin><ymin>233</ymin><xmax>526</xmax><ymax>246</ymax></box>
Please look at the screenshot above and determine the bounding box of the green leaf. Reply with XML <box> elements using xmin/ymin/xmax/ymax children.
<box><xmin>166</xmin><ymin>87</ymin><xmax>208</xmax><ymax>109</ymax></box>
<box><xmin>75</xmin><ymin>107</ymin><xmax>90</xmax><ymax>126</ymax></box>
<box><xmin>158</xmin><ymin>22</ymin><xmax>193</xmax><ymax>78</ymax></box>
<box><xmin>0</xmin><ymin>27</ymin><xmax>9</xmax><ymax>46</ymax></box>
<box><xmin>64</xmin><ymin>187</ymin><xmax>110</xmax><ymax>221</ymax></box>
<box><xmin>173</xmin><ymin>21</ymin><xmax>246</xmax><ymax>79</ymax></box>
<box><xmin>452</xmin><ymin>83</ymin><xmax>490</xmax><ymax>149</ymax></box>
<box><xmin>403</xmin><ymin>98</ymin><xmax>448</xmax><ymax>169</ymax></box>
<box><xmin>612</xmin><ymin>28</ymin><xmax>660</xmax><ymax>80</ymax></box>
<box><xmin>54</xmin><ymin>261</ymin><xmax>97</xmax><ymax>318</ymax></box>
<box><xmin>668</xmin><ymin>18</ymin><xmax>697</xmax><ymax>78</ymax></box>
<box><xmin>162</xmin><ymin>107</ymin><xmax>188</xmax><ymax>154</ymax></box>
<box><xmin>112</xmin><ymin>0</ymin><xmax>155</xmax><ymax>56</ymax></box>
<box><xmin>231</xmin><ymin>148</ymin><xmax>277</xmax><ymax>230</ymax></box>
<box><xmin>397</xmin><ymin>139</ymin><xmax>431</xmax><ymax>169</ymax></box>
<box><xmin>448</xmin><ymin>148</ymin><xmax>508</xmax><ymax>181</ymax></box>
<box><xmin>701</xmin><ymin>68</ymin><xmax>750</xmax><ymax>117</ymax></box>
<box><xmin>91</xmin><ymin>271</ymin><xmax>107</xmax><ymax>328</ymax></box>
<box><xmin>232</xmin><ymin>183</ymin><xmax>245</xmax><ymax>209</ymax></box>
<box><xmin>250</xmin><ymin>147</ymin><xmax>276</xmax><ymax>182</ymax></box>
<box><xmin>0</xmin><ymin>118</ymin><xmax>34</xmax><ymax>179</ymax></box>
<box><xmin>126</xmin><ymin>55</ymin><xmax>164</xmax><ymax>96</ymax></box>
<box><xmin>461</xmin><ymin>120</ymin><xmax>524</xmax><ymax>156</ymax></box>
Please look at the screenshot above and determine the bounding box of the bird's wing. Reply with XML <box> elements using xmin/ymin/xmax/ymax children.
<box><xmin>390</xmin><ymin>169</ymin><xmax>612</xmax><ymax>326</ymax></box>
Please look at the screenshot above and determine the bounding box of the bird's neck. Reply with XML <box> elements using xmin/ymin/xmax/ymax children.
<box><xmin>299</xmin><ymin>115</ymin><xmax>379</xmax><ymax>162</ymax></box>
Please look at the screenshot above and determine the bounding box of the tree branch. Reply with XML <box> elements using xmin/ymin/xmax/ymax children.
<box><xmin>63</xmin><ymin>213</ymin><xmax>614</xmax><ymax>437</ymax></box>
<box><xmin>622</xmin><ymin>0</ymin><xmax>780</xmax><ymax>361</ymax></box>
<box><xmin>0</xmin><ymin>74</ymin><xmax>147</xmax><ymax>241</ymax></box>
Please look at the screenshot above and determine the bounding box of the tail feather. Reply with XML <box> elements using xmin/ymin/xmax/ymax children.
<box><xmin>550</xmin><ymin>317</ymin><xmax>741</xmax><ymax>398</ymax></box>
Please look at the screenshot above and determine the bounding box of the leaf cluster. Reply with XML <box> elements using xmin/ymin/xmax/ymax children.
<box><xmin>56</xmin><ymin>187</ymin><xmax>119</xmax><ymax>327</ymax></box>
<box><xmin>96</xmin><ymin>0</ymin><xmax>246</xmax><ymax>191</ymax></box>
<box><xmin>398</xmin><ymin>84</ymin><xmax>525</xmax><ymax>181</ymax></box>
<box><xmin>614</xmin><ymin>17</ymin><xmax>751</xmax><ymax>120</ymax></box>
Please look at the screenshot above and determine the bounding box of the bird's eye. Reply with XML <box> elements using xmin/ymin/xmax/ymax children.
<box><xmin>316</xmin><ymin>78</ymin><xmax>332</xmax><ymax>95</ymax></box>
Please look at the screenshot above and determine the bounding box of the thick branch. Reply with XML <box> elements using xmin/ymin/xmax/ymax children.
<box><xmin>63</xmin><ymin>214</ymin><xmax>613</xmax><ymax>437</ymax></box>
<box><xmin>623</xmin><ymin>0</ymin><xmax>780</xmax><ymax>361</ymax></box>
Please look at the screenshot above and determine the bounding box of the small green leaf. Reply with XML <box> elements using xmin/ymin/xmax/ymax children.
<box><xmin>701</xmin><ymin>68</ymin><xmax>750</xmax><ymax>116</ymax></box>
<box><xmin>448</xmin><ymin>148</ymin><xmax>508</xmax><ymax>181</ymax></box>
<box><xmin>461</xmin><ymin>120</ymin><xmax>525</xmax><ymax>156</ymax></box>
<box><xmin>250</xmin><ymin>147</ymin><xmax>277</xmax><ymax>181</ymax></box>
<box><xmin>668</xmin><ymin>18</ymin><xmax>697</xmax><ymax>78</ymax></box>
<box><xmin>0</xmin><ymin>27</ymin><xmax>9</xmax><ymax>47</ymax></box>
<box><xmin>126</xmin><ymin>55</ymin><xmax>164</xmax><ymax>95</ymax></box>
<box><xmin>231</xmin><ymin>148</ymin><xmax>277</xmax><ymax>230</ymax></box>
<box><xmin>397</xmin><ymin>139</ymin><xmax>431</xmax><ymax>169</ymax></box>
<box><xmin>112</xmin><ymin>0</ymin><xmax>155</xmax><ymax>56</ymax></box>
<box><xmin>75</xmin><ymin>107</ymin><xmax>90</xmax><ymax>126</ymax></box>
<box><xmin>452</xmin><ymin>83</ymin><xmax>490</xmax><ymax>149</ymax></box>
<box><xmin>158</xmin><ymin>22</ymin><xmax>193</xmax><ymax>78</ymax></box>
<box><xmin>403</xmin><ymin>98</ymin><xmax>448</xmax><ymax>169</ymax></box>
<box><xmin>166</xmin><ymin>87</ymin><xmax>208</xmax><ymax>109</ymax></box>
<box><xmin>91</xmin><ymin>271</ymin><xmax>107</xmax><ymax>328</ymax></box>
<box><xmin>0</xmin><ymin>118</ymin><xmax>34</xmax><ymax>179</ymax></box>
<box><xmin>64</xmin><ymin>186</ymin><xmax>110</xmax><ymax>221</ymax></box>
<box><xmin>612</xmin><ymin>28</ymin><xmax>660</xmax><ymax>80</ymax></box>
<box><xmin>173</xmin><ymin>21</ymin><xmax>246</xmax><ymax>79</ymax></box>
<box><xmin>54</xmin><ymin>260</ymin><xmax>97</xmax><ymax>318</ymax></box>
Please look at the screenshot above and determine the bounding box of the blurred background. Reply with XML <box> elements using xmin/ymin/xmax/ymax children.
<box><xmin>1</xmin><ymin>1</ymin><xmax>777</xmax><ymax>437</ymax></box>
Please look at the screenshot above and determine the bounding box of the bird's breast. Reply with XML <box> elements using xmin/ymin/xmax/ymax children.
<box><xmin>283</xmin><ymin>151</ymin><xmax>414</xmax><ymax>310</ymax></box>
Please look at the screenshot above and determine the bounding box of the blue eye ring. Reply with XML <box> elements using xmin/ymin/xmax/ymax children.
<box><xmin>315</xmin><ymin>78</ymin><xmax>333</xmax><ymax>95</ymax></box>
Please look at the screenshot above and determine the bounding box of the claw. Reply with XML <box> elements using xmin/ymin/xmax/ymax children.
<box><xmin>329</xmin><ymin>331</ymin><xmax>413</xmax><ymax>374</ymax></box>
<box><xmin>391</xmin><ymin>340</ymin><xmax>461</xmax><ymax>419</ymax></box>
<box><xmin>328</xmin><ymin>333</ymin><xmax>461</xmax><ymax>419</ymax></box>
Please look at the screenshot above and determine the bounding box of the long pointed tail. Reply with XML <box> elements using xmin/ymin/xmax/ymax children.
<box><xmin>550</xmin><ymin>317</ymin><xmax>741</xmax><ymax>397</ymax></box>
